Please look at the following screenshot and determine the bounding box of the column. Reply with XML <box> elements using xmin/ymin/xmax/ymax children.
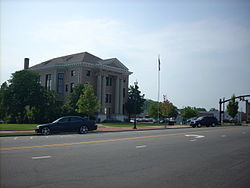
<box><xmin>119</xmin><ymin>78</ymin><xmax>124</xmax><ymax>114</ymax></box>
<box><xmin>97</xmin><ymin>74</ymin><xmax>102</xmax><ymax>112</ymax></box>
<box><xmin>115</xmin><ymin>77</ymin><xmax>120</xmax><ymax>114</ymax></box>
<box><xmin>101</xmin><ymin>75</ymin><xmax>106</xmax><ymax>113</ymax></box>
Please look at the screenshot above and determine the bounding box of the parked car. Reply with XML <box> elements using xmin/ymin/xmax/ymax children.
<box><xmin>35</xmin><ymin>116</ymin><xmax>97</xmax><ymax>135</ymax></box>
<box><xmin>190</xmin><ymin>116</ymin><xmax>218</xmax><ymax>128</ymax></box>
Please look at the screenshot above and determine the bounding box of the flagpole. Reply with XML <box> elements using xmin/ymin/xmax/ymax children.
<box><xmin>157</xmin><ymin>55</ymin><xmax>160</xmax><ymax>124</ymax></box>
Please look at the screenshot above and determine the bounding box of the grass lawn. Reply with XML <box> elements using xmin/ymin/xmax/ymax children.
<box><xmin>0</xmin><ymin>124</ymin><xmax>38</xmax><ymax>130</ymax></box>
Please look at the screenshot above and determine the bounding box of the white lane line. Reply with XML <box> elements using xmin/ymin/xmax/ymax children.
<box><xmin>30</xmin><ymin>137</ymin><xmax>33</xmax><ymax>139</ymax></box>
<box><xmin>242</xmin><ymin>132</ymin><xmax>246</xmax><ymax>134</ymax></box>
<box><xmin>14</xmin><ymin>137</ymin><xmax>18</xmax><ymax>140</ymax></box>
<box><xmin>221</xmin><ymin>135</ymin><xmax>227</xmax><ymax>138</ymax></box>
<box><xmin>46</xmin><ymin>136</ymin><xmax>49</xmax><ymax>139</ymax></box>
<box><xmin>190</xmin><ymin>139</ymin><xmax>197</xmax><ymax>142</ymax></box>
<box><xmin>32</xmin><ymin>156</ymin><xmax>51</xmax><ymax>160</ymax></box>
<box><xmin>185</xmin><ymin>135</ymin><xmax>205</xmax><ymax>139</ymax></box>
<box><xmin>136</xmin><ymin>145</ymin><xmax>147</xmax><ymax>149</ymax></box>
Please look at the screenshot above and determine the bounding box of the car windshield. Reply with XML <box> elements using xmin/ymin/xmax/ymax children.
<box><xmin>52</xmin><ymin>118</ymin><xmax>61</xmax><ymax>123</ymax></box>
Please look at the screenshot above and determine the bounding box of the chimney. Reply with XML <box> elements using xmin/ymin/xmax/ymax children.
<box><xmin>24</xmin><ymin>58</ymin><xmax>29</xmax><ymax>69</ymax></box>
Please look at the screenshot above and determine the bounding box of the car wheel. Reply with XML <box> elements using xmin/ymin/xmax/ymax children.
<box><xmin>197</xmin><ymin>124</ymin><xmax>202</xmax><ymax>128</ymax></box>
<box><xmin>211</xmin><ymin>123</ymin><xmax>216</xmax><ymax>127</ymax></box>
<box><xmin>191</xmin><ymin>125</ymin><xmax>196</xmax><ymax>128</ymax></box>
<box><xmin>42</xmin><ymin>127</ymin><xmax>50</xmax><ymax>135</ymax></box>
<box><xmin>79</xmin><ymin>125</ymin><xmax>88</xmax><ymax>134</ymax></box>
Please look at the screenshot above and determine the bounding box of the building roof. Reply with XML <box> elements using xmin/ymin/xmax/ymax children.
<box><xmin>29</xmin><ymin>52</ymin><xmax>131</xmax><ymax>74</ymax></box>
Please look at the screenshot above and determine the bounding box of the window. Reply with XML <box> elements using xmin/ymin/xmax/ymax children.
<box><xmin>123</xmin><ymin>88</ymin><xmax>126</xmax><ymax>98</ymax></box>
<box><xmin>105</xmin><ymin>94</ymin><xmax>112</xmax><ymax>103</ymax></box>
<box><xmin>70</xmin><ymin>117</ymin><xmax>81</xmax><ymax>122</ymax></box>
<box><xmin>71</xmin><ymin>70</ymin><xmax>76</xmax><ymax>76</ymax></box>
<box><xmin>106</xmin><ymin>77</ymin><xmax>112</xmax><ymax>86</ymax></box>
<box><xmin>57</xmin><ymin>73</ymin><xmax>64</xmax><ymax>94</ymax></box>
<box><xmin>70</xmin><ymin>83</ymin><xmax>75</xmax><ymax>93</ymax></box>
<box><xmin>86</xmin><ymin>70</ymin><xmax>91</xmax><ymax>76</ymax></box>
<box><xmin>65</xmin><ymin>84</ymin><xmax>68</xmax><ymax>92</ymax></box>
<box><xmin>45</xmin><ymin>74</ymin><xmax>52</xmax><ymax>90</ymax></box>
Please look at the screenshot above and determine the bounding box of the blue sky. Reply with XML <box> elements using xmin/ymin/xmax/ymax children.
<box><xmin>1</xmin><ymin>0</ymin><xmax>250</xmax><ymax>110</ymax></box>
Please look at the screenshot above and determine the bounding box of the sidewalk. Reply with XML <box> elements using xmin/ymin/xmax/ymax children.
<box><xmin>0</xmin><ymin>125</ymin><xmax>191</xmax><ymax>136</ymax></box>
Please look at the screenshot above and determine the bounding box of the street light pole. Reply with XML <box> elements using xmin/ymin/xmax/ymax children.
<box><xmin>133</xmin><ymin>81</ymin><xmax>138</xmax><ymax>129</ymax></box>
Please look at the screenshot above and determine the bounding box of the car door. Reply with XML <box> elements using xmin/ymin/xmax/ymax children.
<box><xmin>57</xmin><ymin>117</ymin><xmax>71</xmax><ymax>132</ymax></box>
<box><xmin>69</xmin><ymin>117</ymin><xmax>83</xmax><ymax>132</ymax></box>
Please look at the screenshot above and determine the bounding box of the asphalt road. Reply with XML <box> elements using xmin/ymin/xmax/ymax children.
<box><xmin>1</xmin><ymin>126</ymin><xmax>250</xmax><ymax>188</ymax></box>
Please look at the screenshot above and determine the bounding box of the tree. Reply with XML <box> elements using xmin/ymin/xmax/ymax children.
<box><xmin>181</xmin><ymin>106</ymin><xmax>198</xmax><ymax>119</ymax></box>
<box><xmin>148</xmin><ymin>102</ymin><xmax>160</xmax><ymax>119</ymax></box>
<box><xmin>0</xmin><ymin>70</ymin><xmax>59</xmax><ymax>123</ymax></box>
<box><xmin>195</xmin><ymin>108</ymin><xmax>207</xmax><ymax>112</ymax></box>
<box><xmin>125</xmin><ymin>84</ymin><xmax>146</xmax><ymax>120</ymax></box>
<box><xmin>76</xmin><ymin>84</ymin><xmax>99</xmax><ymax>118</ymax></box>
<box><xmin>160</xmin><ymin>100</ymin><xmax>178</xmax><ymax>119</ymax></box>
<box><xmin>227</xmin><ymin>95</ymin><xmax>239</xmax><ymax>119</ymax></box>
<box><xmin>62</xmin><ymin>84</ymin><xmax>85</xmax><ymax>115</ymax></box>
<box><xmin>148</xmin><ymin>99</ymin><xmax>178</xmax><ymax>120</ymax></box>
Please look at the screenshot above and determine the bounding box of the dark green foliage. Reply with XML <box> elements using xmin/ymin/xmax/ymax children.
<box><xmin>125</xmin><ymin>84</ymin><xmax>146</xmax><ymax>119</ymax></box>
<box><xmin>227</xmin><ymin>95</ymin><xmax>239</xmax><ymax>119</ymax></box>
<box><xmin>181</xmin><ymin>106</ymin><xmax>198</xmax><ymax>119</ymax></box>
<box><xmin>148</xmin><ymin>100</ymin><xmax>178</xmax><ymax>119</ymax></box>
<box><xmin>62</xmin><ymin>84</ymin><xmax>85</xmax><ymax>116</ymax></box>
<box><xmin>0</xmin><ymin>70</ymin><xmax>60</xmax><ymax>123</ymax></box>
<box><xmin>148</xmin><ymin>102</ymin><xmax>161</xmax><ymax>119</ymax></box>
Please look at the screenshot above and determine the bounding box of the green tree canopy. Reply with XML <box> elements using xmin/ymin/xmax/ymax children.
<box><xmin>125</xmin><ymin>84</ymin><xmax>146</xmax><ymax>119</ymax></box>
<box><xmin>148</xmin><ymin>100</ymin><xmax>178</xmax><ymax>119</ymax></box>
<box><xmin>0</xmin><ymin>70</ymin><xmax>59</xmax><ymax>123</ymax></box>
<box><xmin>76</xmin><ymin>84</ymin><xmax>99</xmax><ymax>118</ymax></box>
<box><xmin>62</xmin><ymin>84</ymin><xmax>85</xmax><ymax>115</ymax></box>
<box><xmin>181</xmin><ymin>106</ymin><xmax>198</xmax><ymax>119</ymax></box>
<box><xmin>227</xmin><ymin>95</ymin><xmax>239</xmax><ymax>119</ymax></box>
<box><xmin>148</xmin><ymin>102</ymin><xmax>160</xmax><ymax>119</ymax></box>
<box><xmin>160</xmin><ymin>100</ymin><xmax>178</xmax><ymax>118</ymax></box>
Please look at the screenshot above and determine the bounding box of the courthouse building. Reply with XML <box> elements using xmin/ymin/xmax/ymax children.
<box><xmin>25</xmin><ymin>52</ymin><xmax>132</xmax><ymax>122</ymax></box>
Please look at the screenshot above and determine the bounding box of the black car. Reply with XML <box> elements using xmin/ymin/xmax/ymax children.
<box><xmin>35</xmin><ymin>116</ymin><xmax>97</xmax><ymax>135</ymax></box>
<box><xmin>190</xmin><ymin>116</ymin><xmax>218</xmax><ymax>128</ymax></box>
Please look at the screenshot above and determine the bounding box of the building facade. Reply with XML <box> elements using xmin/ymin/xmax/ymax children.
<box><xmin>26</xmin><ymin>52</ymin><xmax>132</xmax><ymax>122</ymax></box>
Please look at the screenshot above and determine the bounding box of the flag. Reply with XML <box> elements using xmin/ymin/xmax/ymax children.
<box><xmin>158</xmin><ymin>56</ymin><xmax>160</xmax><ymax>71</ymax></box>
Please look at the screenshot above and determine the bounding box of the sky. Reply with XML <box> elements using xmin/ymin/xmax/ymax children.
<box><xmin>1</xmin><ymin>0</ymin><xmax>250</xmax><ymax>111</ymax></box>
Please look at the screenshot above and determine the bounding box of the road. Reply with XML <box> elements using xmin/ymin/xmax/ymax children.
<box><xmin>1</xmin><ymin>126</ymin><xmax>250</xmax><ymax>188</ymax></box>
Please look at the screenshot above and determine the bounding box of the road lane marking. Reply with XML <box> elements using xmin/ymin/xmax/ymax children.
<box><xmin>185</xmin><ymin>134</ymin><xmax>205</xmax><ymax>139</ymax></box>
<box><xmin>221</xmin><ymin>135</ymin><xmax>227</xmax><ymax>137</ymax></box>
<box><xmin>32</xmin><ymin>156</ymin><xmax>51</xmax><ymax>160</ymax></box>
<box><xmin>30</xmin><ymin>137</ymin><xmax>33</xmax><ymax>139</ymax></box>
<box><xmin>190</xmin><ymin>139</ymin><xmax>197</xmax><ymax>142</ymax></box>
<box><xmin>1</xmin><ymin>127</ymin><xmax>248</xmax><ymax>151</ymax></box>
<box><xmin>136</xmin><ymin>145</ymin><xmax>147</xmax><ymax>149</ymax></box>
<box><xmin>14</xmin><ymin>137</ymin><xmax>18</xmax><ymax>140</ymax></box>
<box><xmin>242</xmin><ymin>132</ymin><xmax>246</xmax><ymax>134</ymax></box>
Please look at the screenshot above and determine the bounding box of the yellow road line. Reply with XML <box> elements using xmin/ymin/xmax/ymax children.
<box><xmin>0</xmin><ymin>127</ymin><xmax>247</xmax><ymax>151</ymax></box>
